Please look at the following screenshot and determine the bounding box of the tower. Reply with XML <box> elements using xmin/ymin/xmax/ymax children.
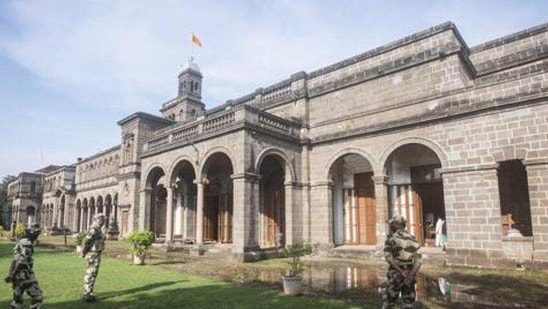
<box><xmin>160</xmin><ymin>57</ymin><xmax>205</xmax><ymax>122</ymax></box>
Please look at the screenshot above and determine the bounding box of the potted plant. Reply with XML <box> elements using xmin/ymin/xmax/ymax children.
<box><xmin>74</xmin><ymin>232</ymin><xmax>85</xmax><ymax>254</ymax></box>
<box><xmin>281</xmin><ymin>242</ymin><xmax>312</xmax><ymax>295</ymax></box>
<box><xmin>126</xmin><ymin>230</ymin><xmax>155</xmax><ymax>265</ymax></box>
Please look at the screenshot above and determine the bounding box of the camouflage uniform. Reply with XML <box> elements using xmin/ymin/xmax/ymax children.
<box><xmin>382</xmin><ymin>215</ymin><xmax>422</xmax><ymax>309</ymax></box>
<box><xmin>82</xmin><ymin>214</ymin><xmax>106</xmax><ymax>302</ymax></box>
<box><xmin>5</xmin><ymin>237</ymin><xmax>43</xmax><ymax>309</ymax></box>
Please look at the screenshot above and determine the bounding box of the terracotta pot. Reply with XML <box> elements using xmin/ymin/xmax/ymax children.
<box><xmin>281</xmin><ymin>276</ymin><xmax>303</xmax><ymax>295</ymax></box>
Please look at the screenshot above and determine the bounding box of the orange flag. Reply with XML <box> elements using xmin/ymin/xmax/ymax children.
<box><xmin>192</xmin><ymin>33</ymin><xmax>202</xmax><ymax>47</ymax></box>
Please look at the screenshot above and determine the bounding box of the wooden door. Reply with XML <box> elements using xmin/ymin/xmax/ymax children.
<box><xmin>204</xmin><ymin>195</ymin><xmax>218</xmax><ymax>241</ymax></box>
<box><xmin>218</xmin><ymin>193</ymin><xmax>233</xmax><ymax>243</ymax></box>
<box><xmin>389</xmin><ymin>184</ymin><xmax>423</xmax><ymax>244</ymax></box>
<box><xmin>264</xmin><ymin>188</ymin><xmax>285</xmax><ymax>247</ymax></box>
<box><xmin>354</xmin><ymin>172</ymin><xmax>376</xmax><ymax>245</ymax></box>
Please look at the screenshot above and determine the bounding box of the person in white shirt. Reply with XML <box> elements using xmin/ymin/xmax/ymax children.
<box><xmin>435</xmin><ymin>218</ymin><xmax>445</xmax><ymax>247</ymax></box>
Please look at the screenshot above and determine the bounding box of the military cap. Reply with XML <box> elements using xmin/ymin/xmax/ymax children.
<box><xmin>388</xmin><ymin>214</ymin><xmax>406</xmax><ymax>226</ymax></box>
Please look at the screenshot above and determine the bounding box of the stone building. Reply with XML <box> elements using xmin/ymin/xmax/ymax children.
<box><xmin>41</xmin><ymin>165</ymin><xmax>76</xmax><ymax>231</ymax></box>
<box><xmin>8</xmin><ymin>21</ymin><xmax>548</xmax><ymax>267</ymax></box>
<box><xmin>8</xmin><ymin>165</ymin><xmax>60</xmax><ymax>226</ymax></box>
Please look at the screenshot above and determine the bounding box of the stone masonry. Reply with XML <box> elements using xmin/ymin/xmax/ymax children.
<box><xmin>8</xmin><ymin>21</ymin><xmax>548</xmax><ymax>268</ymax></box>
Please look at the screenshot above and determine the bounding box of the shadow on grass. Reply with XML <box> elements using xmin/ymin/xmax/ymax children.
<box><xmin>149</xmin><ymin>259</ymin><xmax>187</xmax><ymax>266</ymax></box>
<box><xmin>0</xmin><ymin>283</ymin><xmax>364</xmax><ymax>309</ymax></box>
<box><xmin>99</xmin><ymin>280</ymin><xmax>187</xmax><ymax>300</ymax></box>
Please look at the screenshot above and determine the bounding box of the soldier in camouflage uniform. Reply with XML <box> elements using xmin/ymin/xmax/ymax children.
<box><xmin>382</xmin><ymin>215</ymin><xmax>422</xmax><ymax>309</ymax></box>
<box><xmin>81</xmin><ymin>214</ymin><xmax>106</xmax><ymax>302</ymax></box>
<box><xmin>4</xmin><ymin>227</ymin><xmax>43</xmax><ymax>309</ymax></box>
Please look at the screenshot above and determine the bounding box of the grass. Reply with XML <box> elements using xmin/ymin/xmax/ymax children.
<box><xmin>0</xmin><ymin>240</ymin><xmax>366</xmax><ymax>309</ymax></box>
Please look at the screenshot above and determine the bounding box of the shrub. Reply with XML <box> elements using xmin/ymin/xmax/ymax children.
<box><xmin>74</xmin><ymin>232</ymin><xmax>85</xmax><ymax>246</ymax></box>
<box><xmin>15</xmin><ymin>223</ymin><xmax>26</xmax><ymax>238</ymax></box>
<box><xmin>126</xmin><ymin>231</ymin><xmax>155</xmax><ymax>256</ymax></box>
<box><xmin>284</xmin><ymin>242</ymin><xmax>312</xmax><ymax>277</ymax></box>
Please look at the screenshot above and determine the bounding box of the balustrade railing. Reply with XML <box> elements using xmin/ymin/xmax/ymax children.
<box><xmin>172</xmin><ymin>125</ymin><xmax>199</xmax><ymax>141</ymax></box>
<box><xmin>202</xmin><ymin>112</ymin><xmax>235</xmax><ymax>132</ymax></box>
<box><xmin>262</xmin><ymin>83</ymin><xmax>292</xmax><ymax>104</ymax></box>
<box><xmin>258</xmin><ymin>113</ymin><xmax>291</xmax><ymax>134</ymax></box>
<box><xmin>144</xmin><ymin>106</ymin><xmax>299</xmax><ymax>152</ymax></box>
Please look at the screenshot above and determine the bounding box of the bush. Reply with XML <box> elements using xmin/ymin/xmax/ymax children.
<box><xmin>284</xmin><ymin>242</ymin><xmax>312</xmax><ymax>277</ymax></box>
<box><xmin>74</xmin><ymin>232</ymin><xmax>85</xmax><ymax>246</ymax></box>
<box><xmin>126</xmin><ymin>231</ymin><xmax>155</xmax><ymax>256</ymax></box>
<box><xmin>15</xmin><ymin>223</ymin><xmax>26</xmax><ymax>239</ymax></box>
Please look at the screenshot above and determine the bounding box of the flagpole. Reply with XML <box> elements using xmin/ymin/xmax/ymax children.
<box><xmin>190</xmin><ymin>31</ymin><xmax>194</xmax><ymax>62</ymax></box>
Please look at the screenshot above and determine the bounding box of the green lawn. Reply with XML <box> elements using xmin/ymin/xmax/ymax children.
<box><xmin>0</xmin><ymin>241</ymin><xmax>365</xmax><ymax>309</ymax></box>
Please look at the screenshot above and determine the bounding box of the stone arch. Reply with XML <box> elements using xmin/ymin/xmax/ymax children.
<box><xmin>256</xmin><ymin>151</ymin><xmax>292</xmax><ymax>248</ymax></box>
<box><xmin>143</xmin><ymin>163</ymin><xmax>168</xmax><ymax>190</ymax></box>
<box><xmin>326</xmin><ymin>148</ymin><xmax>377</xmax><ymax>246</ymax></box>
<box><xmin>200</xmin><ymin>151</ymin><xmax>235</xmax><ymax>243</ymax></box>
<box><xmin>168</xmin><ymin>157</ymin><xmax>199</xmax><ymax>241</ymax></box>
<box><xmin>254</xmin><ymin>147</ymin><xmax>296</xmax><ymax>182</ymax></box>
<box><xmin>382</xmin><ymin>139</ymin><xmax>447</xmax><ymax>246</ymax></box>
<box><xmin>323</xmin><ymin>147</ymin><xmax>379</xmax><ymax>181</ymax></box>
<box><xmin>380</xmin><ymin>137</ymin><xmax>448</xmax><ymax>170</ymax></box>
<box><xmin>167</xmin><ymin>155</ymin><xmax>199</xmax><ymax>184</ymax></box>
<box><xmin>143</xmin><ymin>165</ymin><xmax>168</xmax><ymax>237</ymax></box>
<box><xmin>200</xmin><ymin>146</ymin><xmax>238</xmax><ymax>179</ymax></box>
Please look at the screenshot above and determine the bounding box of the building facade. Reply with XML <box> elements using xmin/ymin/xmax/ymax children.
<box><xmin>9</xmin><ymin>22</ymin><xmax>548</xmax><ymax>267</ymax></box>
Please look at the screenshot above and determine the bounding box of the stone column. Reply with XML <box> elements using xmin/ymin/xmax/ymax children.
<box><xmin>231</xmin><ymin>173</ymin><xmax>260</xmax><ymax>261</ymax></box>
<box><xmin>525</xmin><ymin>160</ymin><xmax>548</xmax><ymax>261</ymax></box>
<box><xmin>165</xmin><ymin>185</ymin><xmax>174</xmax><ymax>242</ymax></box>
<box><xmin>373</xmin><ymin>175</ymin><xmax>389</xmax><ymax>248</ymax></box>
<box><xmin>88</xmin><ymin>207</ymin><xmax>94</xmax><ymax>228</ymax></box>
<box><xmin>73</xmin><ymin>207</ymin><xmax>79</xmax><ymax>232</ymax></box>
<box><xmin>195</xmin><ymin>180</ymin><xmax>205</xmax><ymax>245</ymax></box>
<box><xmin>284</xmin><ymin>181</ymin><xmax>303</xmax><ymax>245</ymax></box>
<box><xmin>52</xmin><ymin>201</ymin><xmax>58</xmax><ymax>228</ymax></box>
<box><xmin>80</xmin><ymin>208</ymin><xmax>86</xmax><ymax>232</ymax></box>
<box><xmin>309</xmin><ymin>181</ymin><xmax>334</xmax><ymax>249</ymax></box>
<box><xmin>181</xmin><ymin>190</ymin><xmax>188</xmax><ymax>239</ymax></box>
<box><xmin>139</xmin><ymin>188</ymin><xmax>152</xmax><ymax>230</ymax></box>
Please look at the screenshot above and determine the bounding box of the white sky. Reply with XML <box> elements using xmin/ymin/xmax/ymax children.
<box><xmin>0</xmin><ymin>0</ymin><xmax>546</xmax><ymax>178</ymax></box>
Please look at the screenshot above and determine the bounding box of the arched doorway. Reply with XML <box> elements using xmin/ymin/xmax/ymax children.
<box><xmin>89</xmin><ymin>197</ymin><xmax>96</xmax><ymax>228</ymax></box>
<box><xmin>329</xmin><ymin>153</ymin><xmax>376</xmax><ymax>246</ymax></box>
<box><xmin>26</xmin><ymin>206</ymin><xmax>36</xmax><ymax>225</ymax></box>
<box><xmin>97</xmin><ymin>196</ymin><xmax>104</xmax><ymax>214</ymax></box>
<box><xmin>171</xmin><ymin>160</ymin><xmax>197</xmax><ymax>241</ymax></box>
<box><xmin>105</xmin><ymin>195</ymin><xmax>112</xmax><ymax>227</ymax></box>
<box><xmin>384</xmin><ymin>143</ymin><xmax>445</xmax><ymax>246</ymax></box>
<box><xmin>203</xmin><ymin>153</ymin><xmax>233</xmax><ymax>243</ymax></box>
<box><xmin>146</xmin><ymin>167</ymin><xmax>167</xmax><ymax>238</ymax></box>
<box><xmin>259</xmin><ymin>155</ymin><xmax>285</xmax><ymax>248</ymax></box>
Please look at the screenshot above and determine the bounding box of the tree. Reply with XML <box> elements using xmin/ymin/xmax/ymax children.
<box><xmin>0</xmin><ymin>175</ymin><xmax>16</xmax><ymax>229</ymax></box>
